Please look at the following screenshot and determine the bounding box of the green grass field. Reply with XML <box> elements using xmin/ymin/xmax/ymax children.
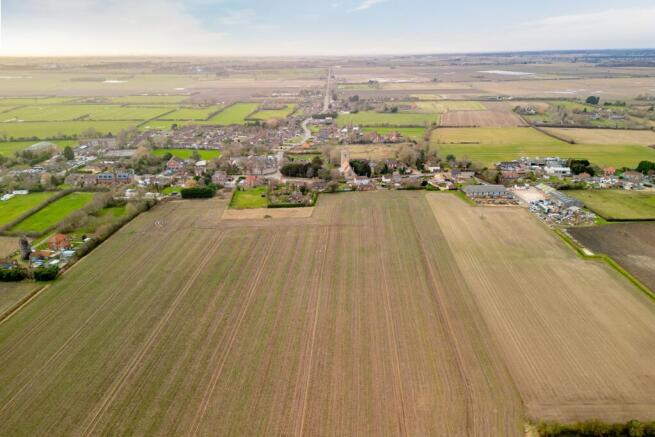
<box><xmin>151</xmin><ymin>148</ymin><xmax>221</xmax><ymax>160</ymax></box>
<box><xmin>249</xmin><ymin>104</ymin><xmax>297</xmax><ymax>120</ymax></box>
<box><xmin>362</xmin><ymin>127</ymin><xmax>426</xmax><ymax>140</ymax></box>
<box><xmin>0</xmin><ymin>121</ymin><xmax>138</xmax><ymax>140</ymax></box>
<box><xmin>2</xmin><ymin>105</ymin><xmax>171</xmax><ymax>122</ymax></box>
<box><xmin>0</xmin><ymin>192</ymin><xmax>58</xmax><ymax>228</ymax></box>
<box><xmin>337</xmin><ymin>111</ymin><xmax>439</xmax><ymax>127</ymax></box>
<box><xmin>430</xmin><ymin>127</ymin><xmax>655</xmax><ymax>168</ymax></box>
<box><xmin>0</xmin><ymin>97</ymin><xmax>76</xmax><ymax>106</ymax></box>
<box><xmin>210</xmin><ymin>103</ymin><xmax>259</xmax><ymax>125</ymax></box>
<box><xmin>549</xmin><ymin>100</ymin><xmax>595</xmax><ymax>111</ymax></box>
<box><xmin>158</xmin><ymin>105</ymin><xmax>224</xmax><ymax>121</ymax></box>
<box><xmin>97</xmin><ymin>205</ymin><xmax>127</xmax><ymax>218</ymax></box>
<box><xmin>0</xmin><ymin>140</ymin><xmax>76</xmax><ymax>156</ymax></box>
<box><xmin>568</xmin><ymin>190</ymin><xmax>655</xmax><ymax>220</ymax></box>
<box><xmin>230</xmin><ymin>187</ymin><xmax>269</xmax><ymax>209</ymax></box>
<box><xmin>108</xmin><ymin>96</ymin><xmax>190</xmax><ymax>105</ymax></box>
<box><xmin>11</xmin><ymin>192</ymin><xmax>95</xmax><ymax>234</ymax></box>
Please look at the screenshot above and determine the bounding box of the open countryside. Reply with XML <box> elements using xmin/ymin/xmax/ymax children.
<box><xmin>3</xmin><ymin>20</ymin><xmax>655</xmax><ymax>437</ymax></box>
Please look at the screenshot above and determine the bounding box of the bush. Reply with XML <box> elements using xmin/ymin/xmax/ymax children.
<box><xmin>535</xmin><ymin>420</ymin><xmax>655</xmax><ymax>436</ymax></box>
<box><xmin>32</xmin><ymin>265</ymin><xmax>59</xmax><ymax>281</ymax></box>
<box><xmin>0</xmin><ymin>267</ymin><xmax>28</xmax><ymax>282</ymax></box>
<box><xmin>181</xmin><ymin>187</ymin><xmax>216</xmax><ymax>199</ymax></box>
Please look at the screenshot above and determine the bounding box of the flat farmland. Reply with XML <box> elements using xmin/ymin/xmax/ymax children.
<box><xmin>108</xmin><ymin>96</ymin><xmax>190</xmax><ymax>105</ymax></box>
<box><xmin>209</xmin><ymin>103</ymin><xmax>259</xmax><ymax>125</ymax></box>
<box><xmin>431</xmin><ymin>127</ymin><xmax>655</xmax><ymax>167</ymax></box>
<box><xmin>11</xmin><ymin>192</ymin><xmax>95</xmax><ymax>234</ymax></box>
<box><xmin>404</xmin><ymin>101</ymin><xmax>486</xmax><ymax>113</ymax></box>
<box><xmin>472</xmin><ymin>77</ymin><xmax>655</xmax><ymax>99</ymax></box>
<box><xmin>0</xmin><ymin>236</ymin><xmax>18</xmax><ymax>258</ymax></box>
<box><xmin>441</xmin><ymin>110</ymin><xmax>526</xmax><ymax>127</ymax></box>
<box><xmin>341</xmin><ymin>143</ymin><xmax>402</xmax><ymax>160</ymax></box>
<box><xmin>0</xmin><ymin>121</ymin><xmax>137</xmax><ymax>140</ymax></box>
<box><xmin>0</xmin><ymin>192</ymin><xmax>58</xmax><ymax>228</ymax></box>
<box><xmin>249</xmin><ymin>104</ymin><xmax>297</xmax><ymax>120</ymax></box>
<box><xmin>362</xmin><ymin>127</ymin><xmax>426</xmax><ymax>140</ymax></box>
<box><xmin>569</xmin><ymin>223</ymin><xmax>655</xmax><ymax>292</ymax></box>
<box><xmin>336</xmin><ymin>111</ymin><xmax>439</xmax><ymax>127</ymax></box>
<box><xmin>568</xmin><ymin>190</ymin><xmax>655</xmax><ymax>220</ymax></box>
<box><xmin>0</xmin><ymin>194</ymin><xmax>524</xmax><ymax>436</ymax></box>
<box><xmin>0</xmin><ymin>140</ymin><xmax>76</xmax><ymax>156</ymax></box>
<box><xmin>542</xmin><ymin>128</ymin><xmax>655</xmax><ymax>145</ymax></box>
<box><xmin>0</xmin><ymin>282</ymin><xmax>42</xmax><ymax>320</ymax></box>
<box><xmin>158</xmin><ymin>105</ymin><xmax>224</xmax><ymax>121</ymax></box>
<box><xmin>2</xmin><ymin>105</ymin><xmax>171</xmax><ymax>122</ymax></box>
<box><xmin>429</xmin><ymin>194</ymin><xmax>655</xmax><ymax>423</ymax></box>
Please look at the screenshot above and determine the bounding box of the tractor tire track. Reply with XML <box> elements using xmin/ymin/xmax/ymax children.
<box><xmin>188</xmin><ymin>230</ymin><xmax>279</xmax><ymax>436</ymax></box>
<box><xmin>79</xmin><ymin>231</ymin><xmax>226</xmax><ymax>436</ymax></box>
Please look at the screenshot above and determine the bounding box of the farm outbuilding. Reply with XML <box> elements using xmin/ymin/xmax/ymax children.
<box><xmin>463</xmin><ymin>185</ymin><xmax>510</xmax><ymax>198</ymax></box>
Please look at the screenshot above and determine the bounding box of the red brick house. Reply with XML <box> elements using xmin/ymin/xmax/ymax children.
<box><xmin>166</xmin><ymin>157</ymin><xmax>185</xmax><ymax>172</ymax></box>
<box><xmin>48</xmin><ymin>234</ymin><xmax>71</xmax><ymax>251</ymax></box>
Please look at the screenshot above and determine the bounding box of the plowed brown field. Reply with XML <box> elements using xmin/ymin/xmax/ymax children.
<box><xmin>0</xmin><ymin>194</ymin><xmax>523</xmax><ymax>436</ymax></box>
<box><xmin>429</xmin><ymin>194</ymin><xmax>655</xmax><ymax>423</ymax></box>
<box><xmin>0</xmin><ymin>192</ymin><xmax>653</xmax><ymax>435</ymax></box>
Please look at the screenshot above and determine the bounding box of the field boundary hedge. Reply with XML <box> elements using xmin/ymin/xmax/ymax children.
<box><xmin>555</xmin><ymin>228</ymin><xmax>655</xmax><ymax>301</ymax></box>
<box><xmin>532</xmin><ymin>126</ymin><xmax>575</xmax><ymax>144</ymax></box>
<box><xmin>533</xmin><ymin>419</ymin><xmax>655</xmax><ymax>436</ymax></box>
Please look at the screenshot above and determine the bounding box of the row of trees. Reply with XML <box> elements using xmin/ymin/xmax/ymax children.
<box><xmin>636</xmin><ymin>160</ymin><xmax>655</xmax><ymax>175</ymax></box>
<box><xmin>280</xmin><ymin>157</ymin><xmax>327</xmax><ymax>179</ymax></box>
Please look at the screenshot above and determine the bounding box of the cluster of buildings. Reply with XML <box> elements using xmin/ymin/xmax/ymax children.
<box><xmin>497</xmin><ymin>157</ymin><xmax>572</xmax><ymax>180</ymax></box>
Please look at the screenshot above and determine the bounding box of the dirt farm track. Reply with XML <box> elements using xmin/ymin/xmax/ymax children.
<box><xmin>0</xmin><ymin>192</ymin><xmax>654</xmax><ymax>436</ymax></box>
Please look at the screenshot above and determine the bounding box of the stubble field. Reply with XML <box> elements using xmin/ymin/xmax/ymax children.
<box><xmin>0</xmin><ymin>192</ymin><xmax>653</xmax><ymax>435</ymax></box>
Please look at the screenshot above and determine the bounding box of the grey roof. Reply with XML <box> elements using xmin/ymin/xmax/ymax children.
<box><xmin>463</xmin><ymin>185</ymin><xmax>507</xmax><ymax>194</ymax></box>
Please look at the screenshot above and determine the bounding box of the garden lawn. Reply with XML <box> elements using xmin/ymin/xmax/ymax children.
<box><xmin>229</xmin><ymin>187</ymin><xmax>269</xmax><ymax>209</ymax></box>
<box><xmin>11</xmin><ymin>192</ymin><xmax>95</xmax><ymax>234</ymax></box>
<box><xmin>0</xmin><ymin>192</ymin><xmax>58</xmax><ymax>228</ymax></box>
<box><xmin>337</xmin><ymin>111</ymin><xmax>439</xmax><ymax>127</ymax></box>
<box><xmin>151</xmin><ymin>148</ymin><xmax>221</xmax><ymax>160</ymax></box>
<box><xmin>568</xmin><ymin>190</ymin><xmax>655</xmax><ymax>220</ymax></box>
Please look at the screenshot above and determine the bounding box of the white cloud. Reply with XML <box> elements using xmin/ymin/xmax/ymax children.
<box><xmin>477</xmin><ymin>7</ymin><xmax>655</xmax><ymax>52</ymax></box>
<box><xmin>0</xmin><ymin>0</ymin><xmax>228</xmax><ymax>56</ymax></box>
<box><xmin>350</xmin><ymin>0</ymin><xmax>387</xmax><ymax>12</ymax></box>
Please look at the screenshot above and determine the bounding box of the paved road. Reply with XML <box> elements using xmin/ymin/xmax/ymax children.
<box><xmin>301</xmin><ymin>118</ymin><xmax>312</xmax><ymax>142</ymax></box>
<box><xmin>323</xmin><ymin>67</ymin><xmax>332</xmax><ymax>112</ymax></box>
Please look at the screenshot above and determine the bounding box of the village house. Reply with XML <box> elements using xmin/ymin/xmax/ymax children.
<box><xmin>48</xmin><ymin>234</ymin><xmax>71</xmax><ymax>251</ymax></box>
<box><xmin>211</xmin><ymin>170</ymin><xmax>227</xmax><ymax>185</ymax></box>
<box><xmin>194</xmin><ymin>160</ymin><xmax>208</xmax><ymax>177</ymax></box>
<box><xmin>166</xmin><ymin>157</ymin><xmax>186</xmax><ymax>172</ymax></box>
<box><xmin>622</xmin><ymin>170</ymin><xmax>644</xmax><ymax>185</ymax></box>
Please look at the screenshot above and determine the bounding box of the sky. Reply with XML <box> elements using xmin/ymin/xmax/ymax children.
<box><xmin>1</xmin><ymin>0</ymin><xmax>655</xmax><ymax>56</ymax></box>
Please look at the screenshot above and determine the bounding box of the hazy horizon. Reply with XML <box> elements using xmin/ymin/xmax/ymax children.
<box><xmin>2</xmin><ymin>0</ymin><xmax>655</xmax><ymax>56</ymax></box>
